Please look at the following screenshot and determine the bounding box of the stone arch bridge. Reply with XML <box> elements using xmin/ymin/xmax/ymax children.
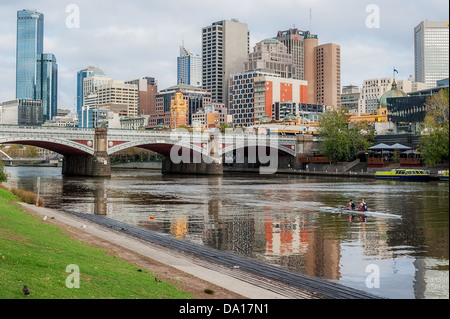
<box><xmin>0</xmin><ymin>126</ymin><xmax>308</xmax><ymax>176</ymax></box>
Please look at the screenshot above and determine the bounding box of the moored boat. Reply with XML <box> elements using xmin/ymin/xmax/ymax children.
<box><xmin>439</xmin><ymin>170</ymin><xmax>449</xmax><ymax>181</ymax></box>
<box><xmin>374</xmin><ymin>168</ymin><xmax>430</xmax><ymax>181</ymax></box>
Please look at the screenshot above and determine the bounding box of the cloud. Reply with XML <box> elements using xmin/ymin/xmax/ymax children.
<box><xmin>0</xmin><ymin>0</ymin><xmax>448</xmax><ymax>111</ymax></box>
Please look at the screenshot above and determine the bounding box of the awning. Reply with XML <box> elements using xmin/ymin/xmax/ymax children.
<box><xmin>368</xmin><ymin>143</ymin><xmax>393</xmax><ymax>150</ymax></box>
<box><xmin>391</xmin><ymin>143</ymin><xmax>411</xmax><ymax>150</ymax></box>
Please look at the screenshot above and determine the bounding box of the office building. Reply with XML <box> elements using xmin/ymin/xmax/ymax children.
<box><xmin>0</xmin><ymin>99</ymin><xmax>43</xmax><ymax>126</ymax></box>
<box><xmin>314</xmin><ymin>43</ymin><xmax>341</xmax><ymax>107</ymax></box>
<box><xmin>202</xmin><ymin>19</ymin><xmax>249</xmax><ymax>106</ymax></box>
<box><xmin>77</xmin><ymin>66</ymin><xmax>106</xmax><ymax>114</ymax></box>
<box><xmin>16</xmin><ymin>9</ymin><xmax>58</xmax><ymax>119</ymax></box>
<box><xmin>244</xmin><ymin>38</ymin><xmax>295</xmax><ymax>79</ymax></box>
<box><xmin>191</xmin><ymin>103</ymin><xmax>230</xmax><ymax>130</ymax></box>
<box><xmin>229</xmin><ymin>71</ymin><xmax>308</xmax><ymax>126</ymax></box>
<box><xmin>414</xmin><ymin>21</ymin><xmax>449</xmax><ymax>88</ymax></box>
<box><xmin>16</xmin><ymin>9</ymin><xmax>44</xmax><ymax>100</ymax></box>
<box><xmin>276</xmin><ymin>28</ymin><xmax>318</xmax><ymax>81</ymax></box>
<box><xmin>126</xmin><ymin>77</ymin><xmax>158</xmax><ymax>116</ymax></box>
<box><xmin>36</xmin><ymin>53</ymin><xmax>58</xmax><ymax>121</ymax></box>
<box><xmin>177</xmin><ymin>46</ymin><xmax>202</xmax><ymax>87</ymax></box>
<box><xmin>341</xmin><ymin>85</ymin><xmax>360</xmax><ymax>113</ymax></box>
<box><xmin>359</xmin><ymin>78</ymin><xmax>428</xmax><ymax>114</ymax></box>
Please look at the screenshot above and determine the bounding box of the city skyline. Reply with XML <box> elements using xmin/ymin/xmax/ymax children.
<box><xmin>0</xmin><ymin>0</ymin><xmax>448</xmax><ymax>112</ymax></box>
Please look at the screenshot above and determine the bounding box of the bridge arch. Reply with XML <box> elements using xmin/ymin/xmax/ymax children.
<box><xmin>0</xmin><ymin>137</ymin><xmax>95</xmax><ymax>156</ymax></box>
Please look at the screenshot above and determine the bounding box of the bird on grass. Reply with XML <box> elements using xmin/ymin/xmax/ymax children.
<box><xmin>23</xmin><ymin>285</ymin><xmax>30</xmax><ymax>296</ymax></box>
<box><xmin>155</xmin><ymin>278</ymin><xmax>161</xmax><ymax>283</ymax></box>
<box><xmin>42</xmin><ymin>216</ymin><xmax>47</xmax><ymax>221</ymax></box>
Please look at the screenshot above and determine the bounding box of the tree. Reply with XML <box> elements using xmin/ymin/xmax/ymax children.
<box><xmin>0</xmin><ymin>160</ymin><xmax>7</xmax><ymax>183</ymax></box>
<box><xmin>418</xmin><ymin>88</ymin><xmax>449</xmax><ymax>166</ymax></box>
<box><xmin>318</xmin><ymin>107</ymin><xmax>375</xmax><ymax>162</ymax></box>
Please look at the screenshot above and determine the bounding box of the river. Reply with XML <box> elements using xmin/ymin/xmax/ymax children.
<box><xmin>3</xmin><ymin>166</ymin><xmax>449</xmax><ymax>299</ymax></box>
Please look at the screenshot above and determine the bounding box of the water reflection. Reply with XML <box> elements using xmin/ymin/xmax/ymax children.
<box><xmin>4</xmin><ymin>167</ymin><xmax>448</xmax><ymax>299</ymax></box>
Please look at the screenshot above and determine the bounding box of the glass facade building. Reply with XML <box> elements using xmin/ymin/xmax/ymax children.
<box><xmin>414</xmin><ymin>21</ymin><xmax>449</xmax><ymax>88</ymax></box>
<box><xmin>77</xmin><ymin>66</ymin><xmax>106</xmax><ymax>114</ymax></box>
<box><xmin>37</xmin><ymin>54</ymin><xmax>58</xmax><ymax>121</ymax></box>
<box><xmin>177</xmin><ymin>46</ymin><xmax>202</xmax><ymax>87</ymax></box>
<box><xmin>16</xmin><ymin>9</ymin><xmax>44</xmax><ymax>100</ymax></box>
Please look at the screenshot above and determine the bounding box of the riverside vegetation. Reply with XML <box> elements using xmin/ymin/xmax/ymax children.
<box><xmin>0</xmin><ymin>187</ymin><xmax>194</xmax><ymax>299</ymax></box>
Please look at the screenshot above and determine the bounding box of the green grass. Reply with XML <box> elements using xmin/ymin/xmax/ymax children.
<box><xmin>0</xmin><ymin>188</ymin><xmax>194</xmax><ymax>299</ymax></box>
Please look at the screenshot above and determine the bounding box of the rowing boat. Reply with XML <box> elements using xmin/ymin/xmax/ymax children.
<box><xmin>337</xmin><ymin>206</ymin><xmax>402</xmax><ymax>219</ymax></box>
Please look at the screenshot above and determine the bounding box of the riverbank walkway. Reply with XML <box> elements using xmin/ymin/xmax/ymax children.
<box><xmin>21</xmin><ymin>203</ymin><xmax>383</xmax><ymax>299</ymax></box>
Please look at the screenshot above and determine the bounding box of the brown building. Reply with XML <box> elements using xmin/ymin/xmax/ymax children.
<box><xmin>314</xmin><ymin>43</ymin><xmax>341</xmax><ymax>108</ymax></box>
<box><xmin>276</xmin><ymin>29</ymin><xmax>341</xmax><ymax>108</ymax></box>
<box><xmin>125</xmin><ymin>77</ymin><xmax>158</xmax><ymax>116</ymax></box>
<box><xmin>303</xmin><ymin>35</ymin><xmax>319</xmax><ymax>104</ymax></box>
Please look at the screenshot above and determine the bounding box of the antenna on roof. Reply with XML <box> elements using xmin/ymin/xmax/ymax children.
<box><xmin>309</xmin><ymin>8</ymin><xmax>312</xmax><ymax>31</ymax></box>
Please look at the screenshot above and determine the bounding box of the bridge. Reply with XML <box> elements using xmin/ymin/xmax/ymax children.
<box><xmin>0</xmin><ymin>126</ymin><xmax>314</xmax><ymax>176</ymax></box>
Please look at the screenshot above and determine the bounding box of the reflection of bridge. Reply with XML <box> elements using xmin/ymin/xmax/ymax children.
<box><xmin>0</xmin><ymin>126</ymin><xmax>309</xmax><ymax>176</ymax></box>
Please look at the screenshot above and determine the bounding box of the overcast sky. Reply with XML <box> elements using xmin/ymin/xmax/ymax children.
<box><xmin>0</xmin><ymin>0</ymin><xmax>448</xmax><ymax>112</ymax></box>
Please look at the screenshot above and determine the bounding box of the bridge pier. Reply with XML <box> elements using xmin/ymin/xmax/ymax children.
<box><xmin>62</xmin><ymin>127</ymin><xmax>111</xmax><ymax>177</ymax></box>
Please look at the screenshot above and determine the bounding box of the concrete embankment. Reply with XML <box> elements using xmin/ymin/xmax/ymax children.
<box><xmin>21</xmin><ymin>203</ymin><xmax>383</xmax><ymax>299</ymax></box>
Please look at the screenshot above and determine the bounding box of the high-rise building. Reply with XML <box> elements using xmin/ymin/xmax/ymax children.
<box><xmin>229</xmin><ymin>71</ymin><xmax>307</xmax><ymax>126</ymax></box>
<box><xmin>202</xmin><ymin>19</ymin><xmax>249</xmax><ymax>106</ymax></box>
<box><xmin>414</xmin><ymin>21</ymin><xmax>449</xmax><ymax>88</ymax></box>
<box><xmin>16</xmin><ymin>9</ymin><xmax>44</xmax><ymax>100</ymax></box>
<box><xmin>16</xmin><ymin>9</ymin><xmax>58</xmax><ymax>120</ymax></box>
<box><xmin>314</xmin><ymin>43</ymin><xmax>341</xmax><ymax>107</ymax></box>
<box><xmin>244</xmin><ymin>38</ymin><xmax>296</xmax><ymax>79</ymax></box>
<box><xmin>177</xmin><ymin>46</ymin><xmax>202</xmax><ymax>87</ymax></box>
<box><xmin>37</xmin><ymin>53</ymin><xmax>58</xmax><ymax>121</ymax></box>
<box><xmin>276</xmin><ymin>29</ymin><xmax>318</xmax><ymax>81</ymax></box>
<box><xmin>77</xmin><ymin>66</ymin><xmax>106</xmax><ymax>114</ymax></box>
<box><xmin>126</xmin><ymin>77</ymin><xmax>158</xmax><ymax>116</ymax></box>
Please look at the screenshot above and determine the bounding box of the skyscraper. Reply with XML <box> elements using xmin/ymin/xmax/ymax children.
<box><xmin>314</xmin><ymin>43</ymin><xmax>341</xmax><ymax>107</ymax></box>
<box><xmin>37</xmin><ymin>53</ymin><xmax>58</xmax><ymax>121</ymax></box>
<box><xmin>77</xmin><ymin>66</ymin><xmax>106</xmax><ymax>114</ymax></box>
<box><xmin>202</xmin><ymin>19</ymin><xmax>249</xmax><ymax>106</ymax></box>
<box><xmin>16</xmin><ymin>9</ymin><xmax>44</xmax><ymax>100</ymax></box>
<box><xmin>276</xmin><ymin>28</ymin><xmax>318</xmax><ymax>81</ymax></box>
<box><xmin>177</xmin><ymin>46</ymin><xmax>202</xmax><ymax>87</ymax></box>
<box><xmin>16</xmin><ymin>9</ymin><xmax>58</xmax><ymax>120</ymax></box>
<box><xmin>414</xmin><ymin>21</ymin><xmax>449</xmax><ymax>88</ymax></box>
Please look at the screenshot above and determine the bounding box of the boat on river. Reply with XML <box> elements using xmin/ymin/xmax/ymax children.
<box><xmin>374</xmin><ymin>169</ymin><xmax>430</xmax><ymax>181</ymax></box>
<box><xmin>439</xmin><ymin>170</ymin><xmax>449</xmax><ymax>181</ymax></box>
<box><xmin>337</xmin><ymin>206</ymin><xmax>402</xmax><ymax>219</ymax></box>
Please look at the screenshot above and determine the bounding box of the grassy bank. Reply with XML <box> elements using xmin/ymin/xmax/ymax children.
<box><xmin>0</xmin><ymin>188</ymin><xmax>194</xmax><ymax>299</ymax></box>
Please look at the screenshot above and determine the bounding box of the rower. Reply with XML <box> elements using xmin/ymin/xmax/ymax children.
<box><xmin>346</xmin><ymin>199</ymin><xmax>355</xmax><ymax>210</ymax></box>
<box><xmin>358</xmin><ymin>199</ymin><xmax>368</xmax><ymax>212</ymax></box>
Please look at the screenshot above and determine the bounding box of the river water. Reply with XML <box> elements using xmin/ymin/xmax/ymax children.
<box><xmin>4</xmin><ymin>166</ymin><xmax>449</xmax><ymax>299</ymax></box>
